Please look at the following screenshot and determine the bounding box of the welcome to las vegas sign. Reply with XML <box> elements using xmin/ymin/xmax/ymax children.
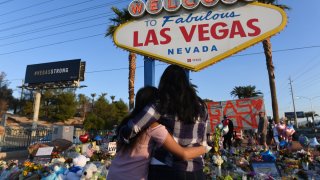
<box><xmin>113</xmin><ymin>1</ymin><xmax>287</xmax><ymax>71</ymax></box>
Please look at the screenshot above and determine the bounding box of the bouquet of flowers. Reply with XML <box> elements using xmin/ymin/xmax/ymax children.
<box><xmin>212</xmin><ymin>154</ymin><xmax>224</xmax><ymax>177</ymax></box>
<box><xmin>297</xmin><ymin>149</ymin><xmax>312</xmax><ymax>163</ymax></box>
<box><xmin>212</xmin><ymin>155</ymin><xmax>224</xmax><ymax>166</ymax></box>
<box><xmin>21</xmin><ymin>161</ymin><xmax>43</xmax><ymax>178</ymax></box>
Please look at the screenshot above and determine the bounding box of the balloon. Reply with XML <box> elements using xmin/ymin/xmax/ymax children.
<box><xmin>277</xmin><ymin>124</ymin><xmax>286</xmax><ymax>131</ymax></box>
<box><xmin>75</xmin><ymin>146</ymin><xmax>81</xmax><ymax>153</ymax></box>
<box><xmin>223</xmin><ymin>119</ymin><xmax>229</xmax><ymax>126</ymax></box>
<box><xmin>299</xmin><ymin>135</ymin><xmax>309</xmax><ymax>147</ymax></box>
<box><xmin>285</xmin><ymin>125</ymin><xmax>295</xmax><ymax>137</ymax></box>
<box><xmin>261</xmin><ymin>150</ymin><xmax>276</xmax><ymax>162</ymax></box>
<box><xmin>309</xmin><ymin>137</ymin><xmax>320</xmax><ymax>148</ymax></box>
<box><xmin>279</xmin><ymin>140</ymin><xmax>288</xmax><ymax>148</ymax></box>
<box><xmin>79</xmin><ymin>134</ymin><xmax>89</xmax><ymax>143</ymax></box>
<box><xmin>94</xmin><ymin>135</ymin><xmax>102</xmax><ymax>145</ymax></box>
<box><xmin>222</xmin><ymin>125</ymin><xmax>229</xmax><ymax>135</ymax></box>
<box><xmin>94</xmin><ymin>135</ymin><xmax>102</xmax><ymax>141</ymax></box>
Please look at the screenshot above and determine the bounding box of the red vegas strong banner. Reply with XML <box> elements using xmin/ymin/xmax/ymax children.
<box><xmin>206</xmin><ymin>96</ymin><xmax>265</xmax><ymax>132</ymax></box>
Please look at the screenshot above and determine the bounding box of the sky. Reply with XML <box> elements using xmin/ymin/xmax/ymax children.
<box><xmin>0</xmin><ymin>0</ymin><xmax>320</xmax><ymax>119</ymax></box>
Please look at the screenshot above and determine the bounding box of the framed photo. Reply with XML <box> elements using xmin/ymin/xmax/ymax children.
<box><xmin>251</xmin><ymin>162</ymin><xmax>281</xmax><ymax>178</ymax></box>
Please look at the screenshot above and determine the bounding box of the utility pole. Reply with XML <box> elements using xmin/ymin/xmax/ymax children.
<box><xmin>289</xmin><ymin>77</ymin><xmax>298</xmax><ymax>128</ymax></box>
<box><xmin>20</xmin><ymin>80</ymin><xmax>24</xmax><ymax>101</ymax></box>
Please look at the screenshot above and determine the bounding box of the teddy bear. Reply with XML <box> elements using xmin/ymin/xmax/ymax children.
<box><xmin>64</xmin><ymin>154</ymin><xmax>90</xmax><ymax>180</ymax></box>
<box><xmin>41</xmin><ymin>158</ymin><xmax>67</xmax><ymax>180</ymax></box>
<box><xmin>80</xmin><ymin>163</ymin><xmax>98</xmax><ymax>180</ymax></box>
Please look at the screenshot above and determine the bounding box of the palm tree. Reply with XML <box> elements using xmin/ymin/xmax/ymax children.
<box><xmin>78</xmin><ymin>94</ymin><xmax>89</xmax><ymax>119</ymax></box>
<box><xmin>230</xmin><ymin>85</ymin><xmax>263</xmax><ymax>99</ymax></box>
<box><xmin>257</xmin><ymin>0</ymin><xmax>289</xmax><ymax>124</ymax></box>
<box><xmin>304</xmin><ymin>111</ymin><xmax>316</xmax><ymax>128</ymax></box>
<box><xmin>106</xmin><ymin>7</ymin><xmax>135</xmax><ymax>110</ymax></box>
<box><xmin>90</xmin><ymin>93</ymin><xmax>96</xmax><ymax>111</ymax></box>
<box><xmin>110</xmin><ymin>95</ymin><xmax>115</xmax><ymax>103</ymax></box>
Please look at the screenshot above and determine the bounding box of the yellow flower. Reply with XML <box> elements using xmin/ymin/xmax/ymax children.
<box><xmin>23</xmin><ymin>170</ymin><xmax>28</xmax><ymax>176</ymax></box>
<box><xmin>23</xmin><ymin>161</ymin><xmax>31</xmax><ymax>167</ymax></box>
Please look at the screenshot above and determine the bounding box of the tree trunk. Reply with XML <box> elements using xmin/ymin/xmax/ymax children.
<box><xmin>262</xmin><ymin>38</ymin><xmax>280</xmax><ymax>124</ymax></box>
<box><xmin>128</xmin><ymin>52</ymin><xmax>136</xmax><ymax>110</ymax></box>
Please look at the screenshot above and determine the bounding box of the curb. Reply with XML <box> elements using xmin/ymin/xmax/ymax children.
<box><xmin>0</xmin><ymin>150</ymin><xmax>28</xmax><ymax>160</ymax></box>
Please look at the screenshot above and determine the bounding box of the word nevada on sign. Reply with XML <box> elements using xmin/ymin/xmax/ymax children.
<box><xmin>114</xmin><ymin>2</ymin><xmax>287</xmax><ymax>71</ymax></box>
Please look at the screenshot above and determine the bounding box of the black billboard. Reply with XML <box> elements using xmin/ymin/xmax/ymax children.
<box><xmin>284</xmin><ymin>111</ymin><xmax>305</xmax><ymax>119</ymax></box>
<box><xmin>25</xmin><ymin>59</ymin><xmax>85</xmax><ymax>84</ymax></box>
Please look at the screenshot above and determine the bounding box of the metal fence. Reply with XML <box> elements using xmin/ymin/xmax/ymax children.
<box><xmin>0</xmin><ymin>127</ymin><xmax>52</xmax><ymax>152</ymax></box>
<box><xmin>0</xmin><ymin>127</ymin><xmax>114</xmax><ymax>152</ymax></box>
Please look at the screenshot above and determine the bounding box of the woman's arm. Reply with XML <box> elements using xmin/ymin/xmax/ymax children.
<box><xmin>150</xmin><ymin>122</ymin><xmax>207</xmax><ymax>161</ymax></box>
<box><xmin>120</xmin><ymin>104</ymin><xmax>160</xmax><ymax>143</ymax></box>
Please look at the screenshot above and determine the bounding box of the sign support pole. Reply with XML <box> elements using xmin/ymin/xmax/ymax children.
<box><xmin>143</xmin><ymin>0</ymin><xmax>155</xmax><ymax>87</ymax></box>
<box><xmin>144</xmin><ymin>56</ymin><xmax>155</xmax><ymax>87</ymax></box>
<box><xmin>32</xmin><ymin>91</ymin><xmax>41</xmax><ymax>134</ymax></box>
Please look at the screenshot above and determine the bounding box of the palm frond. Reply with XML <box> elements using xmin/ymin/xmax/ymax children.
<box><xmin>257</xmin><ymin>0</ymin><xmax>290</xmax><ymax>10</ymax></box>
<box><xmin>106</xmin><ymin>7</ymin><xmax>134</xmax><ymax>37</ymax></box>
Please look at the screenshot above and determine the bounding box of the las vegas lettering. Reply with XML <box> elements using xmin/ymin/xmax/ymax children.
<box><xmin>133</xmin><ymin>16</ymin><xmax>261</xmax><ymax>47</ymax></box>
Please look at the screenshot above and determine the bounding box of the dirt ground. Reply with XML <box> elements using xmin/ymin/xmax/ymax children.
<box><xmin>4</xmin><ymin>114</ymin><xmax>84</xmax><ymax>128</ymax></box>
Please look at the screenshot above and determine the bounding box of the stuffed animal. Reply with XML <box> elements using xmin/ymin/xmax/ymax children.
<box><xmin>65</xmin><ymin>154</ymin><xmax>90</xmax><ymax>180</ymax></box>
<box><xmin>41</xmin><ymin>165</ymin><xmax>66</xmax><ymax>180</ymax></box>
<box><xmin>40</xmin><ymin>158</ymin><xmax>66</xmax><ymax>180</ymax></box>
<box><xmin>97</xmin><ymin>164</ymin><xmax>108</xmax><ymax>180</ymax></box>
<box><xmin>80</xmin><ymin>163</ymin><xmax>98</xmax><ymax>180</ymax></box>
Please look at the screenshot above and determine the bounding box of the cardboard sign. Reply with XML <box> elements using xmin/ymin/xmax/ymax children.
<box><xmin>206</xmin><ymin>96</ymin><xmax>265</xmax><ymax>131</ymax></box>
<box><xmin>107</xmin><ymin>142</ymin><xmax>117</xmax><ymax>155</ymax></box>
<box><xmin>251</xmin><ymin>162</ymin><xmax>281</xmax><ymax>178</ymax></box>
<box><xmin>114</xmin><ymin>2</ymin><xmax>287</xmax><ymax>71</ymax></box>
<box><xmin>81</xmin><ymin>143</ymin><xmax>91</xmax><ymax>155</ymax></box>
<box><xmin>34</xmin><ymin>147</ymin><xmax>54</xmax><ymax>164</ymax></box>
<box><xmin>35</xmin><ymin>147</ymin><xmax>54</xmax><ymax>156</ymax></box>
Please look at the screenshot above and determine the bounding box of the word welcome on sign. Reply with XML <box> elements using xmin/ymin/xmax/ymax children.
<box><xmin>114</xmin><ymin>2</ymin><xmax>287</xmax><ymax>71</ymax></box>
<box><xmin>206</xmin><ymin>96</ymin><xmax>265</xmax><ymax>132</ymax></box>
<box><xmin>129</xmin><ymin>0</ymin><xmax>255</xmax><ymax>17</ymax></box>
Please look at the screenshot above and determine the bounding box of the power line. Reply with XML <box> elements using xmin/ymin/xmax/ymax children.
<box><xmin>0</xmin><ymin>0</ymin><xmax>95</xmax><ymax>25</ymax></box>
<box><xmin>86</xmin><ymin>63</ymin><xmax>167</xmax><ymax>73</ymax></box>
<box><xmin>84</xmin><ymin>46</ymin><xmax>320</xmax><ymax>73</ymax></box>
<box><xmin>0</xmin><ymin>0</ymin><xmax>14</xmax><ymax>6</ymax></box>
<box><xmin>0</xmin><ymin>0</ymin><xmax>127</xmax><ymax>33</ymax></box>
<box><xmin>295</xmin><ymin>73</ymin><xmax>320</xmax><ymax>88</ymax></box>
<box><xmin>292</xmin><ymin>55</ymin><xmax>320</xmax><ymax>82</ymax></box>
<box><xmin>0</xmin><ymin>0</ymin><xmax>54</xmax><ymax>17</ymax></box>
<box><xmin>0</xmin><ymin>13</ymin><xmax>110</xmax><ymax>40</ymax></box>
<box><xmin>232</xmin><ymin>45</ymin><xmax>320</xmax><ymax>57</ymax></box>
<box><xmin>295</xmin><ymin>78</ymin><xmax>320</xmax><ymax>92</ymax></box>
<box><xmin>86</xmin><ymin>66</ymin><xmax>144</xmax><ymax>73</ymax></box>
<box><xmin>0</xmin><ymin>23</ymin><xmax>107</xmax><ymax>47</ymax></box>
<box><xmin>0</xmin><ymin>33</ymin><xmax>104</xmax><ymax>56</ymax></box>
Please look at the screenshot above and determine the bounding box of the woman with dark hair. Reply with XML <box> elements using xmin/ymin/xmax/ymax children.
<box><xmin>120</xmin><ymin>65</ymin><xmax>209</xmax><ymax>180</ymax></box>
<box><xmin>107</xmin><ymin>86</ymin><xmax>207</xmax><ymax>180</ymax></box>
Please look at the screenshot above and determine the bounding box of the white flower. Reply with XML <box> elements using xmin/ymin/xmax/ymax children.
<box><xmin>212</xmin><ymin>155</ymin><xmax>224</xmax><ymax>166</ymax></box>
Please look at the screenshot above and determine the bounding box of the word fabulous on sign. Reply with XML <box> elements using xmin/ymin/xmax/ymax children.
<box><xmin>129</xmin><ymin>0</ymin><xmax>256</xmax><ymax>17</ymax></box>
<box><xmin>115</xmin><ymin>2</ymin><xmax>287</xmax><ymax>71</ymax></box>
